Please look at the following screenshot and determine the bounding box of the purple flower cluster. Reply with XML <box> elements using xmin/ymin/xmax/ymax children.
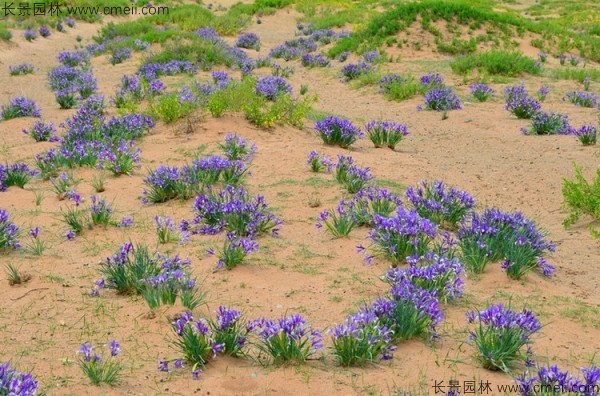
<box><xmin>301</xmin><ymin>53</ymin><xmax>330</xmax><ymax>68</ymax></box>
<box><xmin>0</xmin><ymin>96</ymin><xmax>42</xmax><ymax>120</ymax></box>
<box><xmin>315</xmin><ymin>116</ymin><xmax>364</xmax><ymax>148</ymax></box>
<box><xmin>515</xmin><ymin>364</ymin><xmax>600</xmax><ymax>396</ymax></box>
<box><xmin>340</xmin><ymin>62</ymin><xmax>374</xmax><ymax>81</ymax></box>
<box><xmin>138</xmin><ymin>60</ymin><xmax>196</xmax><ymax>81</ymax></box>
<box><xmin>48</xmin><ymin>65</ymin><xmax>97</xmax><ymax>107</ymax></box>
<box><xmin>330</xmin><ymin>310</ymin><xmax>394</xmax><ymax>366</ymax></box>
<box><xmin>362</xmin><ymin>207</ymin><xmax>438</xmax><ymax>265</ymax></box>
<box><xmin>364</xmin><ymin>120</ymin><xmax>409</xmax><ymax>149</ymax></box>
<box><xmin>38</xmin><ymin>26</ymin><xmax>51</xmax><ymax>37</ymax></box>
<box><xmin>363</xmin><ymin>50</ymin><xmax>380</xmax><ymax>63</ymax></box>
<box><xmin>504</xmin><ymin>85</ymin><xmax>541</xmax><ymax>119</ymax></box>
<box><xmin>57</xmin><ymin>50</ymin><xmax>90</xmax><ymax>67</ymax></box>
<box><xmin>23</xmin><ymin>29</ymin><xmax>37</xmax><ymax>41</ymax></box>
<box><xmin>306</xmin><ymin>151</ymin><xmax>333</xmax><ymax>173</ymax></box>
<box><xmin>22</xmin><ymin>121</ymin><xmax>59</xmax><ymax>142</ymax></box>
<box><xmin>182</xmin><ymin>186</ymin><xmax>281</xmax><ymax>238</ymax></box>
<box><xmin>564</xmin><ymin>91</ymin><xmax>598</xmax><ymax>108</ymax></box>
<box><xmin>0</xmin><ymin>362</ymin><xmax>39</xmax><ymax>395</ymax></box>
<box><xmin>385</xmin><ymin>253</ymin><xmax>465</xmax><ymax>301</ymax></box>
<box><xmin>423</xmin><ymin>87</ymin><xmax>462</xmax><ymax>111</ymax></box>
<box><xmin>1</xmin><ymin>163</ymin><xmax>39</xmax><ymax>190</ymax></box>
<box><xmin>573</xmin><ymin>124</ymin><xmax>597</xmax><ymax>145</ymax></box>
<box><xmin>420</xmin><ymin>72</ymin><xmax>444</xmax><ymax>88</ymax></box>
<box><xmin>220</xmin><ymin>133</ymin><xmax>256</xmax><ymax>161</ymax></box>
<box><xmin>235</xmin><ymin>33</ymin><xmax>260</xmax><ymax>50</ymax></box>
<box><xmin>469</xmin><ymin>83</ymin><xmax>494</xmax><ymax>102</ymax></box>
<box><xmin>269</xmin><ymin>37</ymin><xmax>318</xmax><ymax>60</ymax></box>
<box><xmin>521</xmin><ymin>111</ymin><xmax>573</xmax><ymax>135</ymax></box>
<box><xmin>466</xmin><ymin>304</ymin><xmax>541</xmax><ymax>370</ymax></box>
<box><xmin>9</xmin><ymin>64</ymin><xmax>35</xmax><ymax>76</ymax></box>
<box><xmin>405</xmin><ymin>180</ymin><xmax>475</xmax><ymax>229</ymax></box>
<box><xmin>348</xmin><ymin>187</ymin><xmax>403</xmax><ymax>226</ymax></box>
<box><xmin>109</xmin><ymin>47</ymin><xmax>132</xmax><ymax>65</ymax></box>
<box><xmin>255</xmin><ymin>76</ymin><xmax>292</xmax><ymax>100</ymax></box>
<box><xmin>248</xmin><ymin>314</ymin><xmax>323</xmax><ymax>362</ymax></box>
<box><xmin>0</xmin><ymin>209</ymin><xmax>20</xmax><ymax>250</ymax></box>
<box><xmin>457</xmin><ymin>208</ymin><xmax>555</xmax><ymax>277</ymax></box>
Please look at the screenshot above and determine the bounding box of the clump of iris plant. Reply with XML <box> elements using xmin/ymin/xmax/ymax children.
<box><xmin>0</xmin><ymin>362</ymin><xmax>39</xmax><ymax>394</ymax></box>
<box><xmin>255</xmin><ymin>76</ymin><xmax>292</xmax><ymax>100</ymax></box>
<box><xmin>563</xmin><ymin>91</ymin><xmax>598</xmax><ymax>108</ymax></box>
<box><xmin>315</xmin><ymin>116</ymin><xmax>364</xmax><ymax>149</ymax></box>
<box><xmin>219</xmin><ymin>133</ymin><xmax>257</xmax><ymax>161</ymax></box>
<box><xmin>301</xmin><ymin>53</ymin><xmax>330</xmax><ymax>68</ymax></box>
<box><xmin>329</xmin><ymin>310</ymin><xmax>394</xmax><ymax>366</ymax></box>
<box><xmin>364</xmin><ymin>120</ymin><xmax>409</xmax><ymax>149</ymax></box>
<box><xmin>372</xmin><ymin>279</ymin><xmax>445</xmax><ymax>340</ymax></box>
<box><xmin>423</xmin><ymin>87</ymin><xmax>462</xmax><ymax>119</ymax></box>
<box><xmin>0</xmin><ymin>209</ymin><xmax>20</xmax><ymax>251</ymax></box>
<box><xmin>466</xmin><ymin>304</ymin><xmax>541</xmax><ymax>371</ymax></box>
<box><xmin>316</xmin><ymin>200</ymin><xmax>359</xmax><ymax>238</ymax></box>
<box><xmin>155</xmin><ymin>215</ymin><xmax>179</xmax><ymax>243</ymax></box>
<box><xmin>504</xmin><ymin>85</ymin><xmax>541</xmax><ymax>119</ymax></box>
<box><xmin>340</xmin><ymin>62</ymin><xmax>374</xmax><ymax>81</ymax></box>
<box><xmin>23</xmin><ymin>29</ymin><xmax>37</xmax><ymax>41</ymax></box>
<box><xmin>0</xmin><ymin>163</ymin><xmax>39</xmax><ymax>189</ymax></box>
<box><xmin>181</xmin><ymin>186</ymin><xmax>281</xmax><ymax>238</ymax></box>
<box><xmin>77</xmin><ymin>341</ymin><xmax>123</xmax><ymax>385</ymax></box>
<box><xmin>521</xmin><ymin>111</ymin><xmax>573</xmax><ymax>136</ymax></box>
<box><xmin>22</xmin><ymin>121</ymin><xmax>59</xmax><ymax>142</ymax></box>
<box><xmin>420</xmin><ymin>72</ymin><xmax>445</xmax><ymax>90</ymax></box>
<box><xmin>248</xmin><ymin>314</ymin><xmax>323</xmax><ymax>364</ymax></box>
<box><xmin>109</xmin><ymin>47</ymin><xmax>132</xmax><ymax>65</ymax></box>
<box><xmin>209</xmin><ymin>306</ymin><xmax>249</xmax><ymax>357</ymax></box>
<box><xmin>235</xmin><ymin>33</ymin><xmax>261</xmax><ymax>50</ymax></box>
<box><xmin>573</xmin><ymin>125</ymin><xmax>597</xmax><ymax>146</ymax></box>
<box><xmin>405</xmin><ymin>180</ymin><xmax>475</xmax><ymax>230</ymax></box>
<box><xmin>359</xmin><ymin>207</ymin><xmax>438</xmax><ymax>266</ymax></box>
<box><xmin>514</xmin><ymin>364</ymin><xmax>600</xmax><ymax>395</ymax></box>
<box><xmin>0</xmin><ymin>97</ymin><xmax>42</xmax><ymax>120</ymax></box>
<box><xmin>348</xmin><ymin>187</ymin><xmax>403</xmax><ymax>226</ymax></box>
<box><xmin>457</xmin><ymin>209</ymin><xmax>555</xmax><ymax>278</ymax></box>
<box><xmin>9</xmin><ymin>64</ymin><xmax>35</xmax><ymax>76</ymax></box>
<box><xmin>169</xmin><ymin>312</ymin><xmax>223</xmax><ymax>378</ymax></box>
<box><xmin>38</xmin><ymin>26</ymin><xmax>51</xmax><ymax>38</ymax></box>
<box><xmin>207</xmin><ymin>232</ymin><xmax>259</xmax><ymax>270</ymax></box>
<box><xmin>306</xmin><ymin>151</ymin><xmax>333</xmax><ymax>173</ymax></box>
<box><xmin>384</xmin><ymin>253</ymin><xmax>464</xmax><ymax>302</ymax></box>
<box><xmin>469</xmin><ymin>83</ymin><xmax>494</xmax><ymax>102</ymax></box>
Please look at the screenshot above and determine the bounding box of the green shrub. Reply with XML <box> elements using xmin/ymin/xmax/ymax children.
<box><xmin>450</xmin><ymin>50</ymin><xmax>540</xmax><ymax>76</ymax></box>
<box><xmin>0</xmin><ymin>28</ymin><xmax>12</xmax><ymax>41</ymax></box>
<box><xmin>436</xmin><ymin>38</ymin><xmax>477</xmax><ymax>55</ymax></box>
<box><xmin>150</xmin><ymin>93</ymin><xmax>199</xmax><ymax>124</ymax></box>
<box><xmin>562</xmin><ymin>165</ymin><xmax>600</xmax><ymax>238</ymax></box>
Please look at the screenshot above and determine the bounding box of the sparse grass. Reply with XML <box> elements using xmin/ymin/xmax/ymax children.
<box><xmin>6</xmin><ymin>263</ymin><xmax>31</xmax><ymax>285</ymax></box>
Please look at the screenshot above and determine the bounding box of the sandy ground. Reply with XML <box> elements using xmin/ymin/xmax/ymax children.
<box><xmin>0</xmin><ymin>4</ymin><xmax>599</xmax><ymax>396</ymax></box>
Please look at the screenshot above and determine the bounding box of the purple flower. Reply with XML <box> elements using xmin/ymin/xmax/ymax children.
<box><xmin>158</xmin><ymin>359</ymin><xmax>169</xmax><ymax>372</ymax></box>
<box><xmin>8</xmin><ymin>63</ymin><xmax>35</xmax><ymax>76</ymax></box>
<box><xmin>235</xmin><ymin>33</ymin><xmax>260</xmax><ymax>50</ymax></box>
<box><xmin>420</xmin><ymin>72</ymin><xmax>444</xmax><ymax>88</ymax></box>
<box><xmin>1</xmin><ymin>96</ymin><xmax>42</xmax><ymax>120</ymax></box>
<box><xmin>315</xmin><ymin>116</ymin><xmax>363</xmax><ymax>148</ymax></box>
<box><xmin>340</xmin><ymin>62</ymin><xmax>374</xmax><ymax>81</ymax></box>
<box><xmin>65</xmin><ymin>230</ymin><xmax>76</xmax><ymax>240</ymax></box>
<box><xmin>23</xmin><ymin>29</ymin><xmax>37</xmax><ymax>41</ymax></box>
<box><xmin>301</xmin><ymin>53</ymin><xmax>330</xmax><ymax>68</ymax></box>
<box><xmin>22</xmin><ymin>121</ymin><xmax>59</xmax><ymax>142</ymax></box>
<box><xmin>118</xmin><ymin>217</ymin><xmax>133</xmax><ymax>227</ymax></box>
<box><xmin>363</xmin><ymin>50</ymin><xmax>380</xmax><ymax>63</ymax></box>
<box><xmin>109</xmin><ymin>340</ymin><xmax>121</xmax><ymax>356</ymax></box>
<box><xmin>564</xmin><ymin>91</ymin><xmax>598</xmax><ymax>108</ymax></box>
<box><xmin>469</xmin><ymin>83</ymin><xmax>494</xmax><ymax>102</ymax></box>
<box><xmin>255</xmin><ymin>76</ymin><xmax>292</xmax><ymax>100</ymax></box>
<box><xmin>423</xmin><ymin>87</ymin><xmax>462</xmax><ymax>111</ymax></box>
<box><xmin>0</xmin><ymin>209</ymin><xmax>21</xmax><ymax>250</ymax></box>
<box><xmin>523</xmin><ymin>111</ymin><xmax>573</xmax><ymax>135</ymax></box>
